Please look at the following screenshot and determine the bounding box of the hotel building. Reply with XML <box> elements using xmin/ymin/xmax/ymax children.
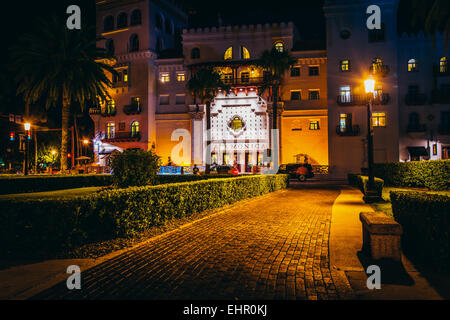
<box><xmin>92</xmin><ymin>0</ymin><xmax>449</xmax><ymax>177</ymax></box>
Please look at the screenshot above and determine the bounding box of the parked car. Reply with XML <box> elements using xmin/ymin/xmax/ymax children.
<box><xmin>278</xmin><ymin>163</ymin><xmax>314</xmax><ymax>182</ymax></box>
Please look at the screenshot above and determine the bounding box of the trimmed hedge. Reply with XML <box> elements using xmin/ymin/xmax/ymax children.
<box><xmin>374</xmin><ymin>160</ymin><xmax>450</xmax><ymax>191</ymax></box>
<box><xmin>390</xmin><ymin>191</ymin><xmax>450</xmax><ymax>271</ymax></box>
<box><xmin>0</xmin><ymin>174</ymin><xmax>288</xmax><ymax>258</ymax></box>
<box><xmin>0</xmin><ymin>174</ymin><xmax>237</xmax><ymax>195</ymax></box>
<box><xmin>357</xmin><ymin>175</ymin><xmax>384</xmax><ymax>198</ymax></box>
<box><xmin>0</xmin><ymin>174</ymin><xmax>114</xmax><ymax>195</ymax></box>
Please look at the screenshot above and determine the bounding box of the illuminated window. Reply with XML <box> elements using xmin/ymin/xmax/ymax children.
<box><xmin>131</xmin><ymin>97</ymin><xmax>140</xmax><ymax>107</ymax></box>
<box><xmin>309</xmin><ymin>66</ymin><xmax>319</xmax><ymax>76</ymax></box>
<box><xmin>433</xmin><ymin>144</ymin><xmax>438</xmax><ymax>156</ymax></box>
<box><xmin>106</xmin><ymin>122</ymin><xmax>115</xmax><ymax>139</ymax></box>
<box><xmin>340</xmin><ymin>60</ymin><xmax>350</xmax><ymax>72</ymax></box>
<box><xmin>374</xmin><ymin>84</ymin><xmax>383</xmax><ymax>99</ymax></box>
<box><xmin>123</xmin><ymin>69</ymin><xmax>128</xmax><ymax>82</ymax></box>
<box><xmin>290</xmin><ymin>67</ymin><xmax>300</xmax><ymax>77</ymax></box>
<box><xmin>224</xmin><ymin>47</ymin><xmax>233</xmax><ymax>60</ymax></box>
<box><xmin>274</xmin><ymin>42</ymin><xmax>284</xmax><ymax>52</ymax></box>
<box><xmin>372</xmin><ymin>58</ymin><xmax>383</xmax><ymax>73</ymax></box>
<box><xmin>241</xmin><ymin>46</ymin><xmax>250</xmax><ymax>59</ymax></box>
<box><xmin>339</xmin><ymin>113</ymin><xmax>352</xmax><ymax>132</ymax></box>
<box><xmin>230</xmin><ymin>117</ymin><xmax>243</xmax><ymax>131</ymax></box>
<box><xmin>223</xmin><ymin>153</ymin><xmax>230</xmax><ymax>165</ymax></box>
<box><xmin>440</xmin><ymin>57</ymin><xmax>448</xmax><ymax>73</ymax></box>
<box><xmin>211</xmin><ymin>153</ymin><xmax>218</xmax><ymax>164</ymax></box>
<box><xmin>372</xmin><ymin>112</ymin><xmax>386</xmax><ymax>127</ymax></box>
<box><xmin>340</xmin><ymin>86</ymin><xmax>351</xmax><ymax>103</ymax></box>
<box><xmin>160</xmin><ymin>72</ymin><xmax>170</xmax><ymax>83</ymax></box>
<box><xmin>177</xmin><ymin>72</ymin><xmax>185</xmax><ymax>82</ymax></box>
<box><xmin>106</xmin><ymin>100</ymin><xmax>116</xmax><ymax>114</ymax></box>
<box><xmin>408</xmin><ymin>59</ymin><xmax>418</xmax><ymax>72</ymax></box>
<box><xmin>223</xmin><ymin>74</ymin><xmax>233</xmax><ymax>84</ymax></box>
<box><xmin>290</xmin><ymin>90</ymin><xmax>301</xmax><ymax>101</ymax></box>
<box><xmin>308</xmin><ymin>90</ymin><xmax>320</xmax><ymax>100</ymax></box>
<box><xmin>309</xmin><ymin>120</ymin><xmax>320</xmax><ymax>130</ymax></box>
<box><xmin>131</xmin><ymin>121</ymin><xmax>140</xmax><ymax>137</ymax></box>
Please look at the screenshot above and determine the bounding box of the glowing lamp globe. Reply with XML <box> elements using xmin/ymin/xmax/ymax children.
<box><xmin>364</xmin><ymin>78</ymin><xmax>375</xmax><ymax>93</ymax></box>
<box><xmin>24</xmin><ymin>123</ymin><xmax>31</xmax><ymax>131</ymax></box>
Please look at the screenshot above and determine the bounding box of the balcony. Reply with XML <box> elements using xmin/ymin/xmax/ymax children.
<box><xmin>222</xmin><ymin>77</ymin><xmax>266</xmax><ymax>87</ymax></box>
<box><xmin>123</xmin><ymin>104</ymin><xmax>141</xmax><ymax>115</ymax></box>
<box><xmin>369</xmin><ymin>64</ymin><xmax>390</xmax><ymax>77</ymax></box>
<box><xmin>101</xmin><ymin>131</ymin><xmax>141</xmax><ymax>143</ymax></box>
<box><xmin>405</xmin><ymin>93</ymin><xmax>427</xmax><ymax>106</ymax></box>
<box><xmin>407</xmin><ymin>124</ymin><xmax>427</xmax><ymax>133</ymax></box>
<box><xmin>337</xmin><ymin>93</ymin><xmax>390</xmax><ymax>106</ymax></box>
<box><xmin>89</xmin><ymin>107</ymin><xmax>116</xmax><ymax>117</ymax></box>
<box><xmin>336</xmin><ymin>125</ymin><xmax>360</xmax><ymax>136</ymax></box>
<box><xmin>431</xmin><ymin>90</ymin><xmax>450</xmax><ymax>104</ymax></box>
<box><xmin>89</xmin><ymin>107</ymin><xmax>101</xmax><ymax>115</ymax></box>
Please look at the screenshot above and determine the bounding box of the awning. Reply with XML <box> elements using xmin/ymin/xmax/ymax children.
<box><xmin>407</xmin><ymin>146</ymin><xmax>428</xmax><ymax>157</ymax></box>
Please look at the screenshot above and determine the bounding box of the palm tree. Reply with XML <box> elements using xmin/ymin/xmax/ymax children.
<box><xmin>257</xmin><ymin>47</ymin><xmax>296</xmax><ymax>131</ymax></box>
<box><xmin>9</xmin><ymin>16</ymin><xmax>116</xmax><ymax>172</ymax></box>
<box><xmin>410</xmin><ymin>0</ymin><xmax>450</xmax><ymax>50</ymax></box>
<box><xmin>187</xmin><ymin>68</ymin><xmax>228</xmax><ymax>173</ymax></box>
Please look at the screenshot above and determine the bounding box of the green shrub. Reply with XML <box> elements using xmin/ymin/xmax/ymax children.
<box><xmin>347</xmin><ymin>173</ymin><xmax>359</xmax><ymax>186</ymax></box>
<box><xmin>0</xmin><ymin>174</ymin><xmax>289</xmax><ymax>258</ymax></box>
<box><xmin>357</xmin><ymin>175</ymin><xmax>384</xmax><ymax>199</ymax></box>
<box><xmin>111</xmin><ymin>149</ymin><xmax>161</xmax><ymax>188</ymax></box>
<box><xmin>0</xmin><ymin>174</ymin><xmax>114</xmax><ymax>195</ymax></box>
<box><xmin>390</xmin><ymin>191</ymin><xmax>450</xmax><ymax>271</ymax></box>
<box><xmin>374</xmin><ymin>160</ymin><xmax>450</xmax><ymax>191</ymax></box>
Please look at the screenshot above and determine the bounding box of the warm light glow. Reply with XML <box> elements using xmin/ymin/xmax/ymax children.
<box><xmin>83</xmin><ymin>139</ymin><xmax>89</xmax><ymax>145</ymax></box>
<box><xmin>364</xmin><ymin>78</ymin><xmax>375</xmax><ymax>93</ymax></box>
<box><xmin>24</xmin><ymin>123</ymin><xmax>31</xmax><ymax>131</ymax></box>
<box><xmin>51</xmin><ymin>150</ymin><xmax>56</xmax><ymax>155</ymax></box>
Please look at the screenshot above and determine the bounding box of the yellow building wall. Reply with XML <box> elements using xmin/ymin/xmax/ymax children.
<box><xmin>155</xmin><ymin>118</ymin><xmax>191</xmax><ymax>166</ymax></box>
<box><xmin>281</xmin><ymin>112</ymin><xmax>329</xmax><ymax>165</ymax></box>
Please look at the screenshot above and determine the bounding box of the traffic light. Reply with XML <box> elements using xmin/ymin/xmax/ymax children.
<box><xmin>9</xmin><ymin>132</ymin><xmax>15</xmax><ymax>141</ymax></box>
<box><xmin>26</xmin><ymin>130</ymin><xmax>31</xmax><ymax>140</ymax></box>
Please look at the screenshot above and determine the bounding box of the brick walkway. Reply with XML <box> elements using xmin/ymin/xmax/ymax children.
<box><xmin>32</xmin><ymin>183</ymin><xmax>342</xmax><ymax>300</ymax></box>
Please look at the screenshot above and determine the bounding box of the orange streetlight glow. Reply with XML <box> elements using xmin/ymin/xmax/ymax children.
<box><xmin>24</xmin><ymin>122</ymin><xmax>31</xmax><ymax>131</ymax></box>
<box><xmin>364</xmin><ymin>78</ymin><xmax>375</xmax><ymax>94</ymax></box>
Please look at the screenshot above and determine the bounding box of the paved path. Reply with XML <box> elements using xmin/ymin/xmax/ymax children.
<box><xmin>32</xmin><ymin>183</ymin><xmax>344</xmax><ymax>300</ymax></box>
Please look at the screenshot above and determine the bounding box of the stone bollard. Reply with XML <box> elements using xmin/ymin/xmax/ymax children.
<box><xmin>360</xmin><ymin>212</ymin><xmax>403</xmax><ymax>261</ymax></box>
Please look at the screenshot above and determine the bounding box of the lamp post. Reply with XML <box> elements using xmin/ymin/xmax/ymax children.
<box><xmin>364</xmin><ymin>77</ymin><xmax>376</xmax><ymax>201</ymax></box>
<box><xmin>24</xmin><ymin>123</ymin><xmax>31</xmax><ymax>176</ymax></box>
<box><xmin>83</xmin><ymin>139</ymin><xmax>89</xmax><ymax>157</ymax></box>
<box><xmin>51</xmin><ymin>150</ymin><xmax>56</xmax><ymax>173</ymax></box>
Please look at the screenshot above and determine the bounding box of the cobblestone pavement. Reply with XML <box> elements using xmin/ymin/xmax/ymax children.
<box><xmin>32</xmin><ymin>182</ymin><xmax>342</xmax><ymax>300</ymax></box>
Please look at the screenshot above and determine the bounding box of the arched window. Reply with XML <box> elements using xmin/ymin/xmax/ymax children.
<box><xmin>105</xmin><ymin>39</ymin><xmax>114</xmax><ymax>56</ymax></box>
<box><xmin>130</xmin><ymin>10</ymin><xmax>142</xmax><ymax>26</ymax></box>
<box><xmin>191</xmin><ymin>47</ymin><xmax>200</xmax><ymax>59</ymax></box>
<box><xmin>274</xmin><ymin>42</ymin><xmax>284</xmax><ymax>52</ymax></box>
<box><xmin>408</xmin><ymin>58</ymin><xmax>418</xmax><ymax>72</ymax></box>
<box><xmin>131</xmin><ymin>121</ymin><xmax>140</xmax><ymax>137</ymax></box>
<box><xmin>103</xmin><ymin>16</ymin><xmax>114</xmax><ymax>31</ymax></box>
<box><xmin>440</xmin><ymin>57</ymin><xmax>448</xmax><ymax>73</ymax></box>
<box><xmin>165</xmin><ymin>19</ymin><xmax>173</xmax><ymax>34</ymax></box>
<box><xmin>224</xmin><ymin>47</ymin><xmax>233</xmax><ymax>60</ymax></box>
<box><xmin>117</xmin><ymin>12</ymin><xmax>127</xmax><ymax>28</ymax></box>
<box><xmin>155</xmin><ymin>13</ymin><xmax>163</xmax><ymax>30</ymax></box>
<box><xmin>241</xmin><ymin>46</ymin><xmax>250</xmax><ymax>59</ymax></box>
<box><xmin>129</xmin><ymin>34</ymin><xmax>139</xmax><ymax>52</ymax></box>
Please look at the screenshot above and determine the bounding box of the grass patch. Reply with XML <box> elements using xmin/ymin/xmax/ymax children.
<box><xmin>368</xmin><ymin>187</ymin><xmax>450</xmax><ymax>217</ymax></box>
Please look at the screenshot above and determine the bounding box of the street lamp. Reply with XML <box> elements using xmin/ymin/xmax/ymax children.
<box><xmin>83</xmin><ymin>139</ymin><xmax>89</xmax><ymax>157</ymax></box>
<box><xmin>364</xmin><ymin>77</ymin><xmax>376</xmax><ymax>202</ymax></box>
<box><xmin>24</xmin><ymin>122</ymin><xmax>31</xmax><ymax>175</ymax></box>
